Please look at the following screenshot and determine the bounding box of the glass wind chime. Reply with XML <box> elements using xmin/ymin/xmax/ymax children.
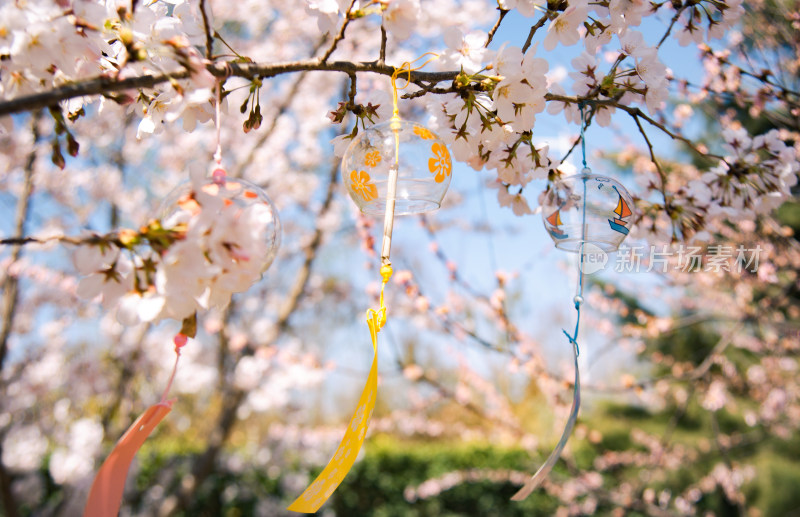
<box><xmin>288</xmin><ymin>56</ymin><xmax>450</xmax><ymax>513</ymax></box>
<box><xmin>83</xmin><ymin>80</ymin><xmax>281</xmax><ymax>516</ymax></box>
<box><xmin>512</xmin><ymin>103</ymin><xmax>635</xmax><ymax>501</ymax></box>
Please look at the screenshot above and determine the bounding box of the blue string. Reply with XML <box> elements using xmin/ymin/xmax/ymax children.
<box><xmin>563</xmin><ymin>114</ymin><xmax>589</xmax><ymax>357</ymax></box>
<box><xmin>578</xmin><ymin>102</ymin><xmax>587</xmax><ymax>169</ymax></box>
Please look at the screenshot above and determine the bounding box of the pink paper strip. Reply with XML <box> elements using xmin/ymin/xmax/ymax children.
<box><xmin>83</xmin><ymin>403</ymin><xmax>171</xmax><ymax>517</ymax></box>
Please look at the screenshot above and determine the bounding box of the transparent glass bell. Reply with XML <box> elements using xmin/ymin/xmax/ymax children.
<box><xmin>159</xmin><ymin>175</ymin><xmax>281</xmax><ymax>273</ymax></box>
<box><xmin>341</xmin><ymin>120</ymin><xmax>452</xmax><ymax>215</ymax></box>
<box><xmin>541</xmin><ymin>169</ymin><xmax>634</xmax><ymax>253</ymax></box>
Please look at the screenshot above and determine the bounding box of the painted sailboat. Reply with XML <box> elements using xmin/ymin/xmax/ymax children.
<box><xmin>546</xmin><ymin>209</ymin><xmax>569</xmax><ymax>240</ymax></box>
<box><xmin>608</xmin><ymin>186</ymin><xmax>632</xmax><ymax>235</ymax></box>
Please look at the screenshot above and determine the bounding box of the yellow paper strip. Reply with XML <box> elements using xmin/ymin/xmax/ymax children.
<box><xmin>287</xmin><ymin>309</ymin><xmax>381</xmax><ymax>513</ymax></box>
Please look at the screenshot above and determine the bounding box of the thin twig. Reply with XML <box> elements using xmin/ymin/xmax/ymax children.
<box><xmin>614</xmin><ymin>103</ymin><xmax>728</xmax><ymax>162</ymax></box>
<box><xmin>0</xmin><ymin>235</ymin><xmax>92</xmax><ymax>246</ymax></box>
<box><xmin>632</xmin><ymin>113</ymin><xmax>678</xmax><ymax>237</ymax></box>
<box><xmin>737</xmin><ymin>66</ymin><xmax>800</xmax><ymax>100</ymax></box>
<box><xmin>484</xmin><ymin>8</ymin><xmax>510</xmax><ymax>48</ymax></box>
<box><xmin>560</xmin><ymin>134</ymin><xmax>582</xmax><ymax>165</ymax></box>
<box><xmin>546</xmin><ymin>93</ymin><xmax>728</xmax><ymax>162</ymax></box>
<box><xmin>276</xmin><ymin>151</ymin><xmax>342</xmax><ymax>328</ymax></box>
<box><xmin>688</xmin><ymin>325</ymin><xmax>740</xmax><ymax>381</ymax></box>
<box><xmin>199</xmin><ymin>0</ymin><xmax>214</xmax><ymax>60</ymax></box>
<box><xmin>419</xmin><ymin>372</ymin><xmax>528</xmax><ymax>438</ymax></box>
<box><xmin>232</xmin><ymin>36</ymin><xmax>327</xmax><ymax>177</ymax></box>
<box><xmin>587</xmin><ymin>322</ymin><xmax>743</xmax><ymax>395</ymax></box>
<box><xmin>657</xmin><ymin>5</ymin><xmax>687</xmax><ymax>49</ymax></box>
<box><xmin>320</xmin><ymin>0</ymin><xmax>358</xmax><ymax>64</ymax></box>
<box><xmin>379</xmin><ymin>24</ymin><xmax>387</xmax><ymax>65</ymax></box>
<box><xmin>347</xmin><ymin>72</ymin><xmax>357</xmax><ymax>106</ymax></box>
<box><xmin>101</xmin><ymin>324</ymin><xmax>150</xmax><ymax>436</ymax></box>
<box><xmin>401</xmin><ymin>84</ymin><xmax>460</xmax><ymax>100</ymax></box>
<box><xmin>383</xmin><ymin>327</ymin><xmax>527</xmax><ymax>438</ymax></box>
<box><xmin>651</xmin><ymin>325</ymin><xmax>740</xmax><ymax>469</ymax></box>
<box><xmin>521</xmin><ymin>13</ymin><xmax>549</xmax><ymax>54</ymax></box>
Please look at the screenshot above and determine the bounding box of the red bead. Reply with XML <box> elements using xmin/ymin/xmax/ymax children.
<box><xmin>212</xmin><ymin>168</ymin><xmax>227</xmax><ymax>184</ymax></box>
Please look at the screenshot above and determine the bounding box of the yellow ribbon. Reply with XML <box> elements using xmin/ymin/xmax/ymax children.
<box><xmin>287</xmin><ymin>266</ymin><xmax>392</xmax><ymax>513</ymax></box>
<box><xmin>290</xmin><ymin>53</ymin><xmax>435</xmax><ymax>512</ymax></box>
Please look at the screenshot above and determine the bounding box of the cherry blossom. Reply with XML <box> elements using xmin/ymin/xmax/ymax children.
<box><xmin>499</xmin><ymin>0</ymin><xmax>546</xmax><ymax>18</ymax></box>
<box><xmin>440</xmin><ymin>27</ymin><xmax>491</xmax><ymax>75</ymax></box>
<box><xmin>0</xmin><ymin>1</ymin><xmax>799</xmax><ymax>515</ymax></box>
<box><xmin>543</xmin><ymin>3</ymin><xmax>588</xmax><ymax>51</ymax></box>
<box><xmin>382</xmin><ymin>0</ymin><xmax>421</xmax><ymax>40</ymax></box>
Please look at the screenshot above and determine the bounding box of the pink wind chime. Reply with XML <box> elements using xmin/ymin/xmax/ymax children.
<box><xmin>83</xmin><ymin>79</ymin><xmax>281</xmax><ymax>516</ymax></box>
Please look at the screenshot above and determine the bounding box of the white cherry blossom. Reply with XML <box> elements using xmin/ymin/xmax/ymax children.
<box><xmin>543</xmin><ymin>3</ymin><xmax>588</xmax><ymax>51</ymax></box>
<box><xmin>382</xmin><ymin>0</ymin><xmax>421</xmax><ymax>40</ymax></box>
<box><xmin>499</xmin><ymin>0</ymin><xmax>546</xmax><ymax>18</ymax></box>
<box><xmin>440</xmin><ymin>27</ymin><xmax>491</xmax><ymax>75</ymax></box>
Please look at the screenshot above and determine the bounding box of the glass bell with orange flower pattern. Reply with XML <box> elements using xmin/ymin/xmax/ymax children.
<box><xmin>341</xmin><ymin>119</ymin><xmax>452</xmax><ymax>215</ymax></box>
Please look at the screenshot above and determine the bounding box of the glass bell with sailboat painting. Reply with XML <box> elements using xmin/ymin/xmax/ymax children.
<box><xmin>541</xmin><ymin>168</ymin><xmax>635</xmax><ymax>253</ymax></box>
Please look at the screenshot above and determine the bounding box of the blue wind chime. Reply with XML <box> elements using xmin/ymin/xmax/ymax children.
<box><xmin>513</xmin><ymin>103</ymin><xmax>634</xmax><ymax>500</ymax></box>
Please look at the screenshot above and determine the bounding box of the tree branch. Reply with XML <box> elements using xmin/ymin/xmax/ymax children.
<box><xmin>632</xmin><ymin>114</ymin><xmax>678</xmax><ymax>238</ymax></box>
<box><xmin>276</xmin><ymin>151</ymin><xmax>341</xmax><ymax>329</ymax></box>
<box><xmin>0</xmin><ymin>440</ymin><xmax>18</xmax><ymax>517</ymax></box>
<box><xmin>0</xmin><ymin>113</ymin><xmax>39</xmax><ymax>371</ymax></box>
<box><xmin>0</xmin><ymin>59</ymin><xmax>459</xmax><ymax>118</ymax></box>
<box><xmin>657</xmin><ymin>5</ymin><xmax>687</xmax><ymax>49</ymax></box>
<box><xmin>347</xmin><ymin>72</ymin><xmax>358</xmax><ymax>106</ymax></box>
<box><xmin>418</xmin><ymin>372</ymin><xmax>528</xmax><ymax>439</ymax></box>
<box><xmin>199</xmin><ymin>0</ymin><xmax>214</xmax><ymax>60</ymax></box>
<box><xmin>320</xmin><ymin>0</ymin><xmax>358</xmax><ymax>64</ymax></box>
<box><xmin>521</xmin><ymin>13</ymin><xmax>549</xmax><ymax>54</ymax></box>
<box><xmin>379</xmin><ymin>24</ymin><xmax>387</xmax><ymax>66</ymax></box>
<box><xmin>545</xmin><ymin>93</ymin><xmax>729</xmax><ymax>162</ymax></box>
<box><xmin>101</xmin><ymin>324</ymin><xmax>150</xmax><ymax>437</ymax></box>
<box><xmin>484</xmin><ymin>8</ymin><xmax>510</xmax><ymax>48</ymax></box>
<box><xmin>0</xmin><ymin>113</ymin><xmax>39</xmax><ymax>517</ymax></box>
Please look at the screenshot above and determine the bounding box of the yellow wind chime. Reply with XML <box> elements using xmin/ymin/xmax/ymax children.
<box><xmin>288</xmin><ymin>55</ymin><xmax>451</xmax><ymax>513</ymax></box>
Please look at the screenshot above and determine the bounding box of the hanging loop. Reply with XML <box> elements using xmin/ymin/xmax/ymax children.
<box><xmin>390</xmin><ymin>53</ymin><xmax>439</xmax><ymax>120</ymax></box>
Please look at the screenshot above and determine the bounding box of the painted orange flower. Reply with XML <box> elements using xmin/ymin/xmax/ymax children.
<box><xmin>413</xmin><ymin>125</ymin><xmax>435</xmax><ymax>140</ymax></box>
<box><xmin>428</xmin><ymin>143</ymin><xmax>451</xmax><ymax>183</ymax></box>
<box><xmin>364</xmin><ymin>150</ymin><xmax>381</xmax><ymax>167</ymax></box>
<box><xmin>350</xmin><ymin>170</ymin><xmax>378</xmax><ymax>202</ymax></box>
